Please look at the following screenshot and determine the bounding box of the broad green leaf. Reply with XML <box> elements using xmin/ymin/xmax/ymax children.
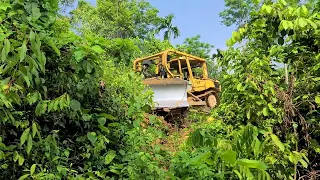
<box><xmin>301</xmin><ymin>153</ymin><xmax>309</xmax><ymax>163</ymax></box>
<box><xmin>19</xmin><ymin>65</ymin><xmax>27</xmax><ymax>76</ymax></box>
<box><xmin>2</xmin><ymin>39</ymin><xmax>10</xmax><ymax>61</ymax></box>
<box><xmin>298</xmin><ymin>18</ymin><xmax>307</xmax><ymax>28</ymax></box>
<box><xmin>253</xmin><ymin>0</ymin><xmax>261</xmax><ymax>4</ymax></box>
<box><xmin>105</xmin><ymin>150</ymin><xmax>116</xmax><ymax>164</ymax></box>
<box><xmin>312</xmin><ymin>77</ymin><xmax>320</xmax><ymax>81</ymax></box>
<box><xmin>204</xmin><ymin>158</ymin><xmax>215</xmax><ymax>165</ymax></box>
<box><xmin>289</xmin><ymin>151</ymin><xmax>301</xmax><ymax>164</ymax></box>
<box><xmin>189</xmin><ymin>151</ymin><xmax>212</xmax><ymax>165</ymax></box>
<box><xmin>300</xmin><ymin>5</ymin><xmax>308</xmax><ymax>16</ymax></box>
<box><xmin>82</xmin><ymin>114</ymin><xmax>92</xmax><ymax>121</ymax></box>
<box><xmin>0</xmin><ymin>150</ymin><xmax>4</xmax><ymax>160</ymax></box>
<box><xmin>220</xmin><ymin>150</ymin><xmax>236</xmax><ymax>164</ymax></box>
<box><xmin>247</xmin><ymin>110</ymin><xmax>251</xmax><ymax>119</ymax></box>
<box><xmin>28</xmin><ymin>92</ymin><xmax>39</xmax><ymax>105</ymax></box>
<box><xmin>279</xmin><ymin>0</ymin><xmax>287</xmax><ymax>6</ymax></box>
<box><xmin>53</xmin><ymin>100</ymin><xmax>59</xmax><ymax>111</ymax></box>
<box><xmin>109</xmin><ymin>169</ymin><xmax>120</xmax><ymax>175</ymax></box>
<box><xmin>86</xmin><ymin>62</ymin><xmax>93</xmax><ymax>73</ymax></box>
<box><xmin>98</xmin><ymin>117</ymin><xmax>106</xmax><ymax>126</ymax></box>
<box><xmin>57</xmin><ymin>165</ymin><xmax>63</xmax><ymax>173</ymax></box>
<box><xmin>233</xmin><ymin>170</ymin><xmax>243</xmax><ymax>179</ymax></box>
<box><xmin>289</xmin><ymin>152</ymin><xmax>295</xmax><ymax>163</ymax></box>
<box><xmin>250</xmin><ymin>81</ymin><xmax>258</xmax><ymax>90</ymax></box>
<box><xmin>313</xmin><ymin>62</ymin><xmax>320</xmax><ymax>71</ymax></box>
<box><xmin>18</xmin><ymin>154</ymin><xmax>24</xmax><ymax>166</ymax></box>
<box><xmin>30</xmin><ymin>164</ymin><xmax>36</xmax><ymax>175</ymax></box>
<box><xmin>236</xmin><ymin>159</ymin><xmax>268</xmax><ymax>170</ymax></box>
<box><xmin>262</xmin><ymin>107</ymin><xmax>269</xmax><ymax>116</ymax></box>
<box><xmin>280</xmin><ymin>20</ymin><xmax>289</xmax><ymax>30</ymax></box>
<box><xmin>271</xmin><ymin>134</ymin><xmax>285</xmax><ymax>152</ymax></box>
<box><xmin>0</xmin><ymin>33</ymin><xmax>5</xmax><ymax>41</ymax></box>
<box><xmin>255</xmin><ymin>19</ymin><xmax>266</xmax><ymax>27</ymax></box>
<box><xmin>268</xmin><ymin>103</ymin><xmax>276</xmax><ymax>114</ymax></box>
<box><xmin>280</xmin><ymin>20</ymin><xmax>293</xmax><ymax>30</ymax></box>
<box><xmin>99</xmin><ymin>113</ymin><xmax>116</xmax><ymax>120</ymax></box>
<box><xmin>0</xmin><ymin>93</ymin><xmax>11</xmax><ymax>108</ymax></box>
<box><xmin>64</xmin><ymin>150</ymin><xmax>70</xmax><ymax>157</ymax></box>
<box><xmin>238</xmin><ymin>27</ymin><xmax>246</xmax><ymax>35</ymax></box>
<box><xmin>48</xmin><ymin>101</ymin><xmax>54</xmax><ymax>112</ymax></box>
<box><xmin>262</xmin><ymin>5</ymin><xmax>272</xmax><ymax>14</ymax></box>
<box><xmin>226</xmin><ymin>38</ymin><xmax>235</xmax><ymax>47</ymax></box>
<box><xmin>310</xmin><ymin>139</ymin><xmax>320</xmax><ymax>153</ymax></box>
<box><xmin>98</xmin><ymin>125</ymin><xmax>110</xmax><ymax>134</ymax></box>
<box><xmin>20</xmin><ymin>128</ymin><xmax>30</xmax><ymax>146</ymax></box>
<box><xmin>32</xmin><ymin>123</ymin><xmax>37</xmax><ymax>137</ymax></box>
<box><xmin>14</xmin><ymin>151</ymin><xmax>19</xmax><ymax>162</ymax></box>
<box><xmin>27</xmin><ymin>134</ymin><xmax>33</xmax><ymax>154</ymax></box>
<box><xmin>232</xmin><ymin>31</ymin><xmax>240</xmax><ymax>42</ymax></box>
<box><xmin>0</xmin><ymin>2</ymin><xmax>11</xmax><ymax>11</ymax></box>
<box><xmin>45</xmin><ymin>39</ymin><xmax>60</xmax><ymax>56</ymax></box>
<box><xmin>307</xmin><ymin>19</ymin><xmax>317</xmax><ymax>29</ymax></box>
<box><xmin>315</xmin><ymin>95</ymin><xmax>320</xmax><ymax>105</ymax></box>
<box><xmin>133</xmin><ymin>119</ymin><xmax>140</xmax><ymax>127</ymax></box>
<box><xmin>29</xmin><ymin>31</ymin><xmax>35</xmax><ymax>45</ymax></box>
<box><xmin>91</xmin><ymin>45</ymin><xmax>105</xmax><ymax>54</ymax></box>
<box><xmin>70</xmin><ymin>99</ymin><xmax>81</xmax><ymax>111</ymax></box>
<box><xmin>18</xmin><ymin>174</ymin><xmax>29</xmax><ymax>180</ymax></box>
<box><xmin>35</xmin><ymin>103</ymin><xmax>43</xmax><ymax>116</ymax></box>
<box><xmin>299</xmin><ymin>159</ymin><xmax>308</xmax><ymax>168</ymax></box>
<box><xmin>87</xmin><ymin>132</ymin><xmax>97</xmax><ymax>144</ymax></box>
<box><xmin>19</xmin><ymin>43</ymin><xmax>27</xmax><ymax>61</ymax></box>
<box><xmin>31</xmin><ymin>3</ymin><xmax>41</xmax><ymax>19</ymax></box>
<box><xmin>22</xmin><ymin>75</ymin><xmax>30</xmax><ymax>87</ymax></box>
<box><xmin>236</xmin><ymin>83</ymin><xmax>242</xmax><ymax>91</ymax></box>
<box><xmin>253</xmin><ymin>138</ymin><xmax>262</xmax><ymax>156</ymax></box>
<box><xmin>74</xmin><ymin>50</ymin><xmax>85</xmax><ymax>61</ymax></box>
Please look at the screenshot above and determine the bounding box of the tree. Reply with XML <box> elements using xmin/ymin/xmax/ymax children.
<box><xmin>70</xmin><ymin>0</ymin><xmax>162</xmax><ymax>39</ymax></box>
<box><xmin>134</xmin><ymin>35</ymin><xmax>174</xmax><ymax>56</ymax></box>
<box><xmin>219</xmin><ymin>0</ymin><xmax>259</xmax><ymax>28</ymax></box>
<box><xmin>220</xmin><ymin>1</ymin><xmax>320</xmax><ymax>178</ymax></box>
<box><xmin>157</xmin><ymin>14</ymin><xmax>181</xmax><ymax>41</ymax></box>
<box><xmin>219</xmin><ymin>0</ymin><xmax>316</xmax><ymax>28</ymax></box>
<box><xmin>176</xmin><ymin>35</ymin><xmax>221</xmax><ymax>79</ymax></box>
<box><xmin>176</xmin><ymin>35</ymin><xmax>213</xmax><ymax>59</ymax></box>
<box><xmin>0</xmin><ymin>0</ymin><xmax>157</xmax><ymax>178</ymax></box>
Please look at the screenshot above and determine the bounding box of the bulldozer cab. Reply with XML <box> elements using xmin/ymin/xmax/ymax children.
<box><xmin>167</xmin><ymin>57</ymin><xmax>207</xmax><ymax>81</ymax></box>
<box><xmin>133</xmin><ymin>49</ymin><xmax>208</xmax><ymax>81</ymax></box>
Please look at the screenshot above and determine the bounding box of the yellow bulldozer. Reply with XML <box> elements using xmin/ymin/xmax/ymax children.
<box><xmin>133</xmin><ymin>49</ymin><xmax>221</xmax><ymax>114</ymax></box>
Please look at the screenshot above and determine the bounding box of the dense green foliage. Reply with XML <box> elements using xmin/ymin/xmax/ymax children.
<box><xmin>0</xmin><ymin>0</ymin><xmax>319</xmax><ymax>179</ymax></box>
<box><xmin>0</xmin><ymin>0</ymin><xmax>153</xmax><ymax>178</ymax></box>
<box><xmin>217</xmin><ymin>0</ymin><xmax>320</xmax><ymax>178</ymax></box>
<box><xmin>219</xmin><ymin>0</ymin><xmax>317</xmax><ymax>28</ymax></box>
<box><xmin>70</xmin><ymin>0</ymin><xmax>161</xmax><ymax>39</ymax></box>
<box><xmin>176</xmin><ymin>35</ymin><xmax>213</xmax><ymax>59</ymax></box>
<box><xmin>70</xmin><ymin>0</ymin><xmax>180</xmax><ymax>42</ymax></box>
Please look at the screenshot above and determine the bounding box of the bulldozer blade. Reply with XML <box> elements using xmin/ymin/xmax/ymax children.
<box><xmin>143</xmin><ymin>78</ymin><xmax>189</xmax><ymax>109</ymax></box>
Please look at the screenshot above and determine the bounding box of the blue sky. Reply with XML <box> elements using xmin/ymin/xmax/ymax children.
<box><xmin>147</xmin><ymin>0</ymin><xmax>236</xmax><ymax>50</ymax></box>
<box><xmin>64</xmin><ymin>0</ymin><xmax>236</xmax><ymax>51</ymax></box>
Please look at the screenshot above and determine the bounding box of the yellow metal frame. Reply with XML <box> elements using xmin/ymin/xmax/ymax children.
<box><xmin>133</xmin><ymin>49</ymin><xmax>221</xmax><ymax>105</ymax></box>
<box><xmin>133</xmin><ymin>49</ymin><xmax>208</xmax><ymax>79</ymax></box>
